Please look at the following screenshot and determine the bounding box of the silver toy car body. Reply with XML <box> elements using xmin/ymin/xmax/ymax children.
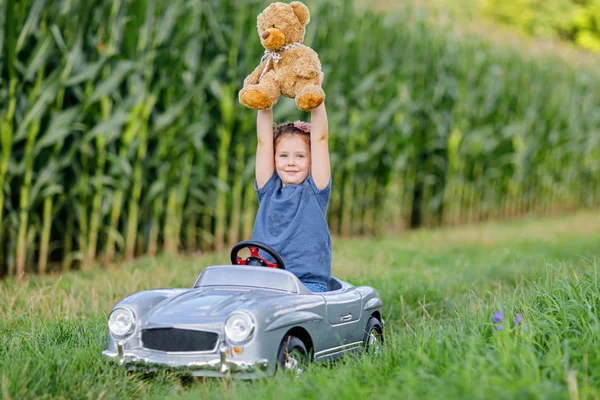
<box><xmin>103</xmin><ymin>261</ymin><xmax>384</xmax><ymax>379</ymax></box>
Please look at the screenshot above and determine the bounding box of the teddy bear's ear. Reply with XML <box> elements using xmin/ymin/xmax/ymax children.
<box><xmin>290</xmin><ymin>1</ymin><xmax>310</xmax><ymax>25</ymax></box>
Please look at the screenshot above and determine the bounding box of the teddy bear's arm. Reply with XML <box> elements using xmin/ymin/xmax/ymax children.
<box><xmin>293</xmin><ymin>56</ymin><xmax>321</xmax><ymax>79</ymax></box>
<box><xmin>244</xmin><ymin>61</ymin><xmax>269</xmax><ymax>86</ymax></box>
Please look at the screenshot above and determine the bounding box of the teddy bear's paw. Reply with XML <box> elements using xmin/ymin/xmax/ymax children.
<box><xmin>240</xmin><ymin>89</ymin><xmax>273</xmax><ymax>110</ymax></box>
<box><xmin>297</xmin><ymin>93</ymin><xmax>324</xmax><ymax>112</ymax></box>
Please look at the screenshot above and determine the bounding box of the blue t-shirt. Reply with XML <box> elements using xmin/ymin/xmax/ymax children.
<box><xmin>252</xmin><ymin>172</ymin><xmax>332</xmax><ymax>285</ymax></box>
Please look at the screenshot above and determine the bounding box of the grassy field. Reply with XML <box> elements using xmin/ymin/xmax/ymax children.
<box><xmin>1</xmin><ymin>211</ymin><xmax>599</xmax><ymax>399</ymax></box>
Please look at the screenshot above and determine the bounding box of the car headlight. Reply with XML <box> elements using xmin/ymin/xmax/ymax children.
<box><xmin>108</xmin><ymin>307</ymin><xmax>136</xmax><ymax>337</ymax></box>
<box><xmin>224</xmin><ymin>312</ymin><xmax>255</xmax><ymax>344</ymax></box>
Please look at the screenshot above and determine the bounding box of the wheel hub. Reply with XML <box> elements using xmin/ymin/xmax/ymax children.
<box><xmin>284</xmin><ymin>352</ymin><xmax>304</xmax><ymax>375</ymax></box>
<box><xmin>368</xmin><ymin>330</ymin><xmax>382</xmax><ymax>354</ymax></box>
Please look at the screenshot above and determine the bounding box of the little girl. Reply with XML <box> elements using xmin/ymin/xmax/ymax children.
<box><xmin>251</xmin><ymin>96</ymin><xmax>331</xmax><ymax>293</ymax></box>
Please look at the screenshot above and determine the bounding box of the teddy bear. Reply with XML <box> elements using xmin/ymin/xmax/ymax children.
<box><xmin>238</xmin><ymin>1</ymin><xmax>325</xmax><ymax>112</ymax></box>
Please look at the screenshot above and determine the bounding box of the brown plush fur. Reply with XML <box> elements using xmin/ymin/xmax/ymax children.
<box><xmin>238</xmin><ymin>1</ymin><xmax>325</xmax><ymax>112</ymax></box>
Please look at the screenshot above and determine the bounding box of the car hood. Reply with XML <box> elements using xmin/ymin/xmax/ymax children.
<box><xmin>144</xmin><ymin>287</ymin><xmax>285</xmax><ymax>326</ymax></box>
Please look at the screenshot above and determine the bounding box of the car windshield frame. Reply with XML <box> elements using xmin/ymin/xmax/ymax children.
<box><xmin>193</xmin><ymin>266</ymin><xmax>300</xmax><ymax>293</ymax></box>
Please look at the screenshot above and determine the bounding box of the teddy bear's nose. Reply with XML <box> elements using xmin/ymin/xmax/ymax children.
<box><xmin>262</xmin><ymin>31</ymin><xmax>270</xmax><ymax>39</ymax></box>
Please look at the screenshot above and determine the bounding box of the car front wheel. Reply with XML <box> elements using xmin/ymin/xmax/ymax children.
<box><xmin>276</xmin><ymin>335</ymin><xmax>308</xmax><ymax>375</ymax></box>
<box><xmin>364</xmin><ymin>317</ymin><xmax>384</xmax><ymax>354</ymax></box>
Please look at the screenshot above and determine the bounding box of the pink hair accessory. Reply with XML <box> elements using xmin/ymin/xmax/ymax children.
<box><xmin>293</xmin><ymin>120</ymin><xmax>311</xmax><ymax>133</ymax></box>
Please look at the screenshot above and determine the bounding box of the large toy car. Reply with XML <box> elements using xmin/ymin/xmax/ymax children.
<box><xmin>102</xmin><ymin>241</ymin><xmax>384</xmax><ymax>378</ymax></box>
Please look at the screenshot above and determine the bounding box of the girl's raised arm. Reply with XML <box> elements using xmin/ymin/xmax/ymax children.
<box><xmin>256</xmin><ymin>109</ymin><xmax>275</xmax><ymax>189</ymax></box>
<box><xmin>310</xmin><ymin>100</ymin><xmax>330</xmax><ymax>190</ymax></box>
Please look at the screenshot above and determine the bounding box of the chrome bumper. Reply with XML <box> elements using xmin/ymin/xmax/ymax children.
<box><xmin>102</xmin><ymin>343</ymin><xmax>269</xmax><ymax>376</ymax></box>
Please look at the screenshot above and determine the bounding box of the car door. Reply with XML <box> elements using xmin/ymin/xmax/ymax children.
<box><xmin>322</xmin><ymin>289</ymin><xmax>363</xmax><ymax>351</ymax></box>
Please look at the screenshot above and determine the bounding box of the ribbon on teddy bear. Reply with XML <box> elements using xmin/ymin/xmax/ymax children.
<box><xmin>258</xmin><ymin>42</ymin><xmax>304</xmax><ymax>81</ymax></box>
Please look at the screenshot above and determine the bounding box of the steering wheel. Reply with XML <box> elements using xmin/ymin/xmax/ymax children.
<box><xmin>230</xmin><ymin>240</ymin><xmax>286</xmax><ymax>269</ymax></box>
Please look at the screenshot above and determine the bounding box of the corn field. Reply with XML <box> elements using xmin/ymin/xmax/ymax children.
<box><xmin>1</xmin><ymin>0</ymin><xmax>599</xmax><ymax>279</ymax></box>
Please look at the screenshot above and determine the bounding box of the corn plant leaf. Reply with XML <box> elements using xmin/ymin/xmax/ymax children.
<box><xmin>63</xmin><ymin>59</ymin><xmax>106</xmax><ymax>87</ymax></box>
<box><xmin>189</xmin><ymin>188</ymin><xmax>210</xmax><ymax>203</ymax></box>
<box><xmin>154</xmin><ymin>1</ymin><xmax>180</xmax><ymax>46</ymax></box>
<box><xmin>347</xmin><ymin>151</ymin><xmax>373</xmax><ymax>165</ymax></box>
<box><xmin>104</xmin><ymin>226</ymin><xmax>125</xmax><ymax>249</ymax></box>
<box><xmin>49</xmin><ymin>24</ymin><xmax>68</xmax><ymax>55</ymax></box>
<box><xmin>197</xmin><ymin>53</ymin><xmax>227</xmax><ymax>85</ymax></box>
<box><xmin>41</xmin><ymin>184</ymin><xmax>64</xmax><ymax>198</ymax></box>
<box><xmin>146</xmin><ymin>181</ymin><xmax>166</xmax><ymax>202</ymax></box>
<box><xmin>241</xmin><ymin>159</ymin><xmax>255</xmax><ymax>181</ymax></box>
<box><xmin>66</xmin><ymin>250</ymin><xmax>84</xmax><ymax>263</ymax></box>
<box><xmin>14</xmin><ymin>78</ymin><xmax>60</xmax><ymax>142</ymax></box>
<box><xmin>26</xmin><ymin>225</ymin><xmax>39</xmax><ymax>247</ymax></box>
<box><xmin>89</xmin><ymin>175</ymin><xmax>116</xmax><ymax>188</ymax></box>
<box><xmin>368</xmin><ymin>136</ymin><xmax>388</xmax><ymax>157</ymax></box>
<box><xmin>3</xmin><ymin>0</ymin><xmax>17</xmax><ymax>79</ymax></box>
<box><xmin>374</xmin><ymin>98</ymin><xmax>403</xmax><ymax>130</ymax></box>
<box><xmin>24</xmin><ymin>32</ymin><xmax>55</xmax><ymax>81</ymax></box>
<box><xmin>87</xmin><ymin>60</ymin><xmax>137</xmax><ymax>103</ymax></box>
<box><xmin>154</xmin><ymin>102</ymin><xmax>189</xmax><ymax>132</ymax></box>
<box><xmin>0</xmin><ymin>0</ymin><xmax>6</xmax><ymax>76</ymax></box>
<box><xmin>212</xmin><ymin>177</ymin><xmax>230</xmax><ymax>192</ymax></box>
<box><xmin>7</xmin><ymin>157</ymin><xmax>24</xmax><ymax>175</ymax></box>
<box><xmin>29</xmin><ymin>162</ymin><xmax>62</xmax><ymax>203</ymax></box>
<box><xmin>154</xmin><ymin>55</ymin><xmax>224</xmax><ymax>131</ymax></box>
<box><xmin>275</xmin><ymin>98</ymin><xmax>301</xmax><ymax>120</ymax></box>
<box><xmin>15</xmin><ymin>0</ymin><xmax>46</xmax><ymax>53</ymax></box>
<box><xmin>203</xmin><ymin>3</ymin><xmax>228</xmax><ymax>52</ymax></box>
<box><xmin>185</xmin><ymin>121</ymin><xmax>210</xmax><ymax>150</ymax></box>
<box><xmin>351</xmin><ymin>71</ymin><xmax>380</xmax><ymax>98</ymax></box>
<box><xmin>33</xmin><ymin>107</ymin><xmax>80</xmax><ymax>153</ymax></box>
<box><xmin>87</xmin><ymin>111</ymin><xmax>130</xmax><ymax>144</ymax></box>
<box><xmin>107</xmin><ymin>154</ymin><xmax>133</xmax><ymax>180</ymax></box>
<box><xmin>182</xmin><ymin>203</ymin><xmax>203</xmax><ymax>216</ymax></box>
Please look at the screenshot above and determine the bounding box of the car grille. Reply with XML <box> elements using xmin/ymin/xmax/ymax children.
<box><xmin>141</xmin><ymin>328</ymin><xmax>219</xmax><ymax>352</ymax></box>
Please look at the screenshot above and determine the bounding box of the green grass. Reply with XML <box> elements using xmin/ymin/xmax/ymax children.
<box><xmin>1</xmin><ymin>211</ymin><xmax>599</xmax><ymax>399</ymax></box>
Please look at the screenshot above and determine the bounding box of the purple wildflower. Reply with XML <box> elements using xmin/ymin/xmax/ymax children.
<box><xmin>496</xmin><ymin>324</ymin><xmax>503</xmax><ymax>331</ymax></box>
<box><xmin>514</xmin><ymin>313</ymin><xmax>522</xmax><ymax>324</ymax></box>
<box><xmin>493</xmin><ymin>311</ymin><xmax>504</xmax><ymax>324</ymax></box>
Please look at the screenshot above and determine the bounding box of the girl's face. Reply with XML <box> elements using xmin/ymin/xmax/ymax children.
<box><xmin>274</xmin><ymin>135</ymin><xmax>311</xmax><ymax>186</ymax></box>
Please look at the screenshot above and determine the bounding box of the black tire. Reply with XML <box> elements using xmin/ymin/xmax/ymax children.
<box><xmin>276</xmin><ymin>335</ymin><xmax>308</xmax><ymax>375</ymax></box>
<box><xmin>363</xmin><ymin>317</ymin><xmax>384</xmax><ymax>353</ymax></box>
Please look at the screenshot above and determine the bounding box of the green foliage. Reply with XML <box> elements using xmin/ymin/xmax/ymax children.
<box><xmin>483</xmin><ymin>0</ymin><xmax>600</xmax><ymax>51</ymax></box>
<box><xmin>0</xmin><ymin>212</ymin><xmax>599</xmax><ymax>398</ymax></box>
<box><xmin>0</xmin><ymin>0</ymin><xmax>599</xmax><ymax>275</ymax></box>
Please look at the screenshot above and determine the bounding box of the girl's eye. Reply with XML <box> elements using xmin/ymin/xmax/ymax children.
<box><xmin>298</xmin><ymin>155</ymin><xmax>304</xmax><ymax>158</ymax></box>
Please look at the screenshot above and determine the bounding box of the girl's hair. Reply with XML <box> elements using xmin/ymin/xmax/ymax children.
<box><xmin>273</xmin><ymin>120</ymin><xmax>311</xmax><ymax>148</ymax></box>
